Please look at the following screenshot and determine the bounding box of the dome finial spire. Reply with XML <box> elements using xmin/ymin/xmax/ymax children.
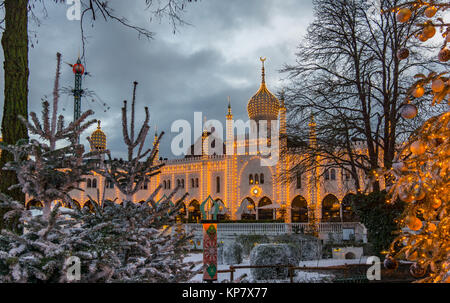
<box><xmin>260</xmin><ymin>57</ymin><xmax>266</xmax><ymax>84</ymax></box>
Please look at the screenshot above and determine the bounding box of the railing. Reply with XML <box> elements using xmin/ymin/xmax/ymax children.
<box><xmin>185</xmin><ymin>222</ymin><xmax>366</xmax><ymax>239</ymax></box>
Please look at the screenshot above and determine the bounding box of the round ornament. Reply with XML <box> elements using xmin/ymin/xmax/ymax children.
<box><xmin>397</xmin><ymin>48</ymin><xmax>410</xmax><ymax>60</ymax></box>
<box><xmin>412</xmin><ymin>86</ymin><xmax>425</xmax><ymax>98</ymax></box>
<box><xmin>422</xmin><ymin>25</ymin><xmax>436</xmax><ymax>39</ymax></box>
<box><xmin>396</xmin><ymin>8</ymin><xmax>412</xmax><ymax>23</ymax></box>
<box><xmin>410</xmin><ymin>140</ymin><xmax>426</xmax><ymax>155</ymax></box>
<box><xmin>406</xmin><ymin>215</ymin><xmax>422</xmax><ymax>231</ymax></box>
<box><xmin>410</xmin><ymin>263</ymin><xmax>426</xmax><ymax>278</ymax></box>
<box><xmin>438</xmin><ymin>48</ymin><xmax>450</xmax><ymax>62</ymax></box>
<box><xmin>431</xmin><ymin>197</ymin><xmax>442</xmax><ymax>209</ymax></box>
<box><xmin>400</xmin><ymin>103</ymin><xmax>417</xmax><ymax>119</ymax></box>
<box><xmin>424</xmin><ymin>6</ymin><xmax>437</xmax><ymax>18</ymax></box>
<box><xmin>431</xmin><ymin>78</ymin><xmax>445</xmax><ymax>93</ymax></box>
<box><xmin>384</xmin><ymin>255</ymin><xmax>399</xmax><ymax>270</ymax></box>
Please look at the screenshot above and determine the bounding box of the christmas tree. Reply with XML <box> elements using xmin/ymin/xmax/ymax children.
<box><xmin>384</xmin><ymin>1</ymin><xmax>449</xmax><ymax>283</ymax></box>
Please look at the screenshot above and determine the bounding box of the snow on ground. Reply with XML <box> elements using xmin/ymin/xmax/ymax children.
<box><xmin>185</xmin><ymin>253</ymin><xmax>370</xmax><ymax>283</ymax></box>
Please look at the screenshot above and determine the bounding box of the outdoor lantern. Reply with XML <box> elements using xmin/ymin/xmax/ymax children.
<box><xmin>189</xmin><ymin>206</ymin><xmax>195</xmax><ymax>212</ymax></box>
<box><xmin>247</xmin><ymin>204</ymin><xmax>254</xmax><ymax>210</ymax></box>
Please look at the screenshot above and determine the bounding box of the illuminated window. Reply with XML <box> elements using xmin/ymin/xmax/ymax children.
<box><xmin>249</xmin><ymin>174</ymin><xmax>254</xmax><ymax>185</ymax></box>
<box><xmin>255</xmin><ymin>174</ymin><xmax>259</xmax><ymax>184</ymax></box>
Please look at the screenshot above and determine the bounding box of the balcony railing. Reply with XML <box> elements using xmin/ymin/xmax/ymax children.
<box><xmin>185</xmin><ymin>222</ymin><xmax>367</xmax><ymax>242</ymax></box>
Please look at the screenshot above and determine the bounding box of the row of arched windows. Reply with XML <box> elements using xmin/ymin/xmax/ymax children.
<box><xmin>324</xmin><ymin>169</ymin><xmax>355</xmax><ymax>181</ymax></box>
<box><xmin>249</xmin><ymin>174</ymin><xmax>264</xmax><ymax>185</ymax></box>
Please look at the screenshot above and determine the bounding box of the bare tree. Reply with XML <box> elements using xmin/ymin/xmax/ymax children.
<box><xmin>282</xmin><ymin>0</ymin><xmax>445</xmax><ymax>192</ymax></box>
<box><xmin>0</xmin><ymin>0</ymin><xmax>197</xmax><ymax>203</ymax></box>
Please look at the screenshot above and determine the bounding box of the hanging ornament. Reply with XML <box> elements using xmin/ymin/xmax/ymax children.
<box><xmin>426</xmin><ymin>222</ymin><xmax>437</xmax><ymax>233</ymax></box>
<box><xmin>412</xmin><ymin>185</ymin><xmax>426</xmax><ymax>201</ymax></box>
<box><xmin>397</xmin><ymin>48</ymin><xmax>410</xmax><ymax>60</ymax></box>
<box><xmin>396</xmin><ymin>8</ymin><xmax>412</xmax><ymax>23</ymax></box>
<box><xmin>431</xmin><ymin>78</ymin><xmax>445</xmax><ymax>93</ymax></box>
<box><xmin>399</xmin><ymin>190</ymin><xmax>415</xmax><ymax>203</ymax></box>
<box><xmin>410</xmin><ymin>263</ymin><xmax>427</xmax><ymax>278</ymax></box>
<box><xmin>406</xmin><ymin>215</ymin><xmax>422</xmax><ymax>231</ymax></box>
<box><xmin>424</xmin><ymin>6</ymin><xmax>437</xmax><ymax>18</ymax></box>
<box><xmin>410</xmin><ymin>140</ymin><xmax>426</xmax><ymax>155</ymax></box>
<box><xmin>422</xmin><ymin>25</ymin><xmax>436</xmax><ymax>39</ymax></box>
<box><xmin>400</xmin><ymin>103</ymin><xmax>418</xmax><ymax>119</ymax></box>
<box><xmin>384</xmin><ymin>255</ymin><xmax>399</xmax><ymax>270</ymax></box>
<box><xmin>438</xmin><ymin>47</ymin><xmax>450</xmax><ymax>62</ymax></box>
<box><xmin>431</xmin><ymin>197</ymin><xmax>442</xmax><ymax>209</ymax></box>
<box><xmin>412</xmin><ymin>86</ymin><xmax>425</xmax><ymax>98</ymax></box>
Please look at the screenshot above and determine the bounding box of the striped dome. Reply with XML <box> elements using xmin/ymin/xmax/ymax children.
<box><xmin>90</xmin><ymin>121</ymin><xmax>106</xmax><ymax>151</ymax></box>
<box><xmin>247</xmin><ymin>58</ymin><xmax>280</xmax><ymax>121</ymax></box>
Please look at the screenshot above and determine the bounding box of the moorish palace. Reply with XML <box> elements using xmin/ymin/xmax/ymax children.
<box><xmin>19</xmin><ymin>59</ymin><xmax>379</xmax><ymax>224</ymax></box>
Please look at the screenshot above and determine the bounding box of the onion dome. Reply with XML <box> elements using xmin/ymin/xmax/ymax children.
<box><xmin>247</xmin><ymin>57</ymin><xmax>280</xmax><ymax>121</ymax></box>
<box><xmin>90</xmin><ymin>121</ymin><xmax>107</xmax><ymax>151</ymax></box>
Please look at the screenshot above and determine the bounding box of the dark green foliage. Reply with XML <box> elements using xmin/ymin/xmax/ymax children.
<box><xmin>351</xmin><ymin>191</ymin><xmax>405</xmax><ymax>257</ymax></box>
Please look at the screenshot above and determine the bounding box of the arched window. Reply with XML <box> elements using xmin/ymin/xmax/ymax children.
<box><xmin>249</xmin><ymin>174</ymin><xmax>254</xmax><ymax>185</ymax></box>
<box><xmin>92</xmin><ymin>179</ymin><xmax>97</xmax><ymax>188</ymax></box>
<box><xmin>322</xmin><ymin>194</ymin><xmax>340</xmax><ymax>222</ymax></box>
<box><xmin>87</xmin><ymin>179</ymin><xmax>92</xmax><ymax>188</ymax></box>
<box><xmin>195</xmin><ymin>178</ymin><xmax>199</xmax><ymax>188</ymax></box>
<box><xmin>163</xmin><ymin>180</ymin><xmax>167</xmax><ymax>189</ymax></box>
<box><xmin>255</xmin><ymin>174</ymin><xmax>259</xmax><ymax>184</ymax></box>
<box><xmin>324</xmin><ymin>170</ymin><xmax>330</xmax><ymax>180</ymax></box>
<box><xmin>291</xmin><ymin>196</ymin><xmax>308</xmax><ymax>222</ymax></box>
<box><xmin>258</xmin><ymin>197</ymin><xmax>273</xmax><ymax>221</ymax></box>
<box><xmin>181</xmin><ymin>179</ymin><xmax>185</xmax><ymax>189</ymax></box>
<box><xmin>296</xmin><ymin>171</ymin><xmax>301</xmax><ymax>189</ymax></box>
<box><xmin>143</xmin><ymin>181</ymin><xmax>148</xmax><ymax>190</ymax></box>
<box><xmin>216</xmin><ymin>176</ymin><xmax>220</xmax><ymax>193</ymax></box>
<box><xmin>177</xmin><ymin>179</ymin><xmax>181</xmax><ymax>187</ymax></box>
<box><xmin>260</xmin><ymin>173</ymin><xmax>264</xmax><ymax>184</ymax></box>
<box><xmin>191</xmin><ymin>178</ymin><xmax>195</xmax><ymax>188</ymax></box>
<box><xmin>330</xmin><ymin>169</ymin><xmax>336</xmax><ymax>181</ymax></box>
<box><xmin>167</xmin><ymin>180</ymin><xmax>171</xmax><ymax>189</ymax></box>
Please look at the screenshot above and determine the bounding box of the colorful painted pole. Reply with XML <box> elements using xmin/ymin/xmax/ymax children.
<box><xmin>202</xmin><ymin>222</ymin><xmax>218</xmax><ymax>282</ymax></box>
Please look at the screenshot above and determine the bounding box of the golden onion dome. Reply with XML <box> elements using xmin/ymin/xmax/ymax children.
<box><xmin>247</xmin><ymin>57</ymin><xmax>280</xmax><ymax>121</ymax></box>
<box><xmin>90</xmin><ymin>121</ymin><xmax>107</xmax><ymax>151</ymax></box>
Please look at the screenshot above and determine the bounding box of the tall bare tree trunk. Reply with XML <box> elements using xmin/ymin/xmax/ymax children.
<box><xmin>0</xmin><ymin>0</ymin><xmax>29</xmax><ymax>211</ymax></box>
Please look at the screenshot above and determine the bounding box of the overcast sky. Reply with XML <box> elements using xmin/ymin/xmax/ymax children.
<box><xmin>0</xmin><ymin>0</ymin><xmax>314</xmax><ymax>159</ymax></box>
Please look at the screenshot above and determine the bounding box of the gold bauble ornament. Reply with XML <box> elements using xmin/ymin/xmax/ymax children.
<box><xmin>399</xmin><ymin>189</ymin><xmax>415</xmax><ymax>203</ymax></box>
<box><xmin>406</xmin><ymin>215</ymin><xmax>422</xmax><ymax>231</ymax></box>
<box><xmin>397</xmin><ymin>8</ymin><xmax>412</xmax><ymax>23</ymax></box>
<box><xmin>424</xmin><ymin>6</ymin><xmax>437</xmax><ymax>18</ymax></box>
<box><xmin>431</xmin><ymin>78</ymin><xmax>445</xmax><ymax>93</ymax></box>
<box><xmin>397</xmin><ymin>48</ymin><xmax>410</xmax><ymax>60</ymax></box>
<box><xmin>412</xmin><ymin>86</ymin><xmax>425</xmax><ymax>98</ymax></box>
<box><xmin>431</xmin><ymin>197</ymin><xmax>442</xmax><ymax>209</ymax></box>
<box><xmin>400</xmin><ymin>103</ymin><xmax>418</xmax><ymax>119</ymax></box>
<box><xmin>410</xmin><ymin>140</ymin><xmax>426</xmax><ymax>155</ymax></box>
<box><xmin>438</xmin><ymin>48</ymin><xmax>450</xmax><ymax>62</ymax></box>
<box><xmin>426</xmin><ymin>223</ymin><xmax>437</xmax><ymax>232</ymax></box>
<box><xmin>422</xmin><ymin>25</ymin><xmax>436</xmax><ymax>39</ymax></box>
<box><xmin>412</xmin><ymin>186</ymin><xmax>426</xmax><ymax>201</ymax></box>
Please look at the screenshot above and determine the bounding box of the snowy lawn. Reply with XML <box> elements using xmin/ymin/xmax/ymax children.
<box><xmin>185</xmin><ymin>253</ymin><xmax>372</xmax><ymax>283</ymax></box>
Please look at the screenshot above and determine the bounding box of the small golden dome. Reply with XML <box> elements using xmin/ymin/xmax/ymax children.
<box><xmin>90</xmin><ymin>121</ymin><xmax>106</xmax><ymax>151</ymax></box>
<box><xmin>247</xmin><ymin>57</ymin><xmax>280</xmax><ymax>121</ymax></box>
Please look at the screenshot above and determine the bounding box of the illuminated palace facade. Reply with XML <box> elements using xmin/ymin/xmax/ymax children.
<box><xmin>23</xmin><ymin>60</ymin><xmax>374</xmax><ymax>224</ymax></box>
